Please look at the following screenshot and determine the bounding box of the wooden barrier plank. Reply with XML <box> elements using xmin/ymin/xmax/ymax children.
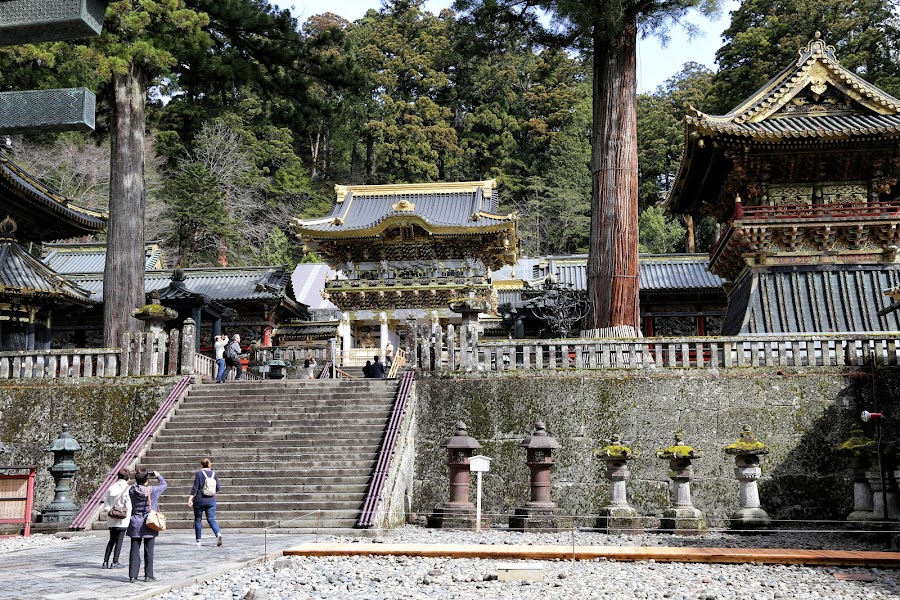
<box><xmin>284</xmin><ymin>542</ymin><xmax>900</xmax><ymax>568</ymax></box>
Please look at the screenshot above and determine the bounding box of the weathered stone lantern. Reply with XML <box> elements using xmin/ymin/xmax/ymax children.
<box><xmin>427</xmin><ymin>421</ymin><xmax>482</xmax><ymax>529</ymax></box>
<box><xmin>510</xmin><ymin>421</ymin><xmax>560</xmax><ymax>531</ymax></box>
<box><xmin>266</xmin><ymin>348</ymin><xmax>289</xmax><ymax>380</ymax></box>
<box><xmin>838</xmin><ymin>426</ymin><xmax>876</xmax><ymax>527</ymax></box>
<box><xmin>41</xmin><ymin>424</ymin><xmax>81</xmax><ymax>523</ymax></box>
<box><xmin>724</xmin><ymin>426</ymin><xmax>771</xmax><ymax>531</ymax></box>
<box><xmin>656</xmin><ymin>431</ymin><xmax>707</xmax><ymax>534</ymax></box>
<box><xmin>595</xmin><ymin>434</ymin><xmax>642</xmax><ymax>533</ymax></box>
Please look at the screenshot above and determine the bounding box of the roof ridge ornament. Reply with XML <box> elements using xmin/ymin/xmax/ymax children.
<box><xmin>798</xmin><ymin>31</ymin><xmax>836</xmax><ymax>66</ymax></box>
<box><xmin>0</xmin><ymin>215</ymin><xmax>16</xmax><ymax>240</ymax></box>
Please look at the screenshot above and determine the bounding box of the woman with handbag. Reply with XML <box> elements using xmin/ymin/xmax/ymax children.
<box><xmin>126</xmin><ymin>468</ymin><xmax>167</xmax><ymax>583</ymax></box>
<box><xmin>100</xmin><ymin>468</ymin><xmax>132</xmax><ymax>569</ymax></box>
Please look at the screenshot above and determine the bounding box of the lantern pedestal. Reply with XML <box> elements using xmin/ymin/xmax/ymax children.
<box><xmin>426</xmin><ymin>504</ymin><xmax>480</xmax><ymax>530</ymax></box>
<box><xmin>509</xmin><ymin>504</ymin><xmax>559</xmax><ymax>532</ymax></box>
<box><xmin>595</xmin><ymin>442</ymin><xmax>642</xmax><ymax>534</ymax></box>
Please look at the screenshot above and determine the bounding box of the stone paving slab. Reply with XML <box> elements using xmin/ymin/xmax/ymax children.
<box><xmin>0</xmin><ymin>532</ymin><xmax>315</xmax><ymax>600</ymax></box>
<box><xmin>285</xmin><ymin>542</ymin><xmax>900</xmax><ymax>568</ymax></box>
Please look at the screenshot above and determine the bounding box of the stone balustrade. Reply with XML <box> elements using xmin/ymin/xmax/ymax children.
<box><xmin>408</xmin><ymin>331</ymin><xmax>900</xmax><ymax>372</ymax></box>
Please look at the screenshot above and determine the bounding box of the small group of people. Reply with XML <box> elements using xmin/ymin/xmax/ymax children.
<box><xmin>100</xmin><ymin>458</ymin><xmax>223</xmax><ymax>583</ymax></box>
<box><xmin>213</xmin><ymin>334</ymin><xmax>244</xmax><ymax>383</ymax></box>
<box><xmin>362</xmin><ymin>355</ymin><xmax>386</xmax><ymax>378</ymax></box>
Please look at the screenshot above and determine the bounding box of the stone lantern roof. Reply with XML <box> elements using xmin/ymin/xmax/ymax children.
<box><xmin>520</xmin><ymin>421</ymin><xmax>560</xmax><ymax>450</ymax></box>
<box><xmin>440</xmin><ymin>421</ymin><xmax>482</xmax><ymax>451</ymax></box>
<box><xmin>724</xmin><ymin>426</ymin><xmax>769</xmax><ymax>456</ymax></box>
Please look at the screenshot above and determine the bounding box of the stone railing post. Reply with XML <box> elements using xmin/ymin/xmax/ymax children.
<box><xmin>446</xmin><ymin>324</ymin><xmax>456</xmax><ymax>370</ymax></box>
<box><xmin>405</xmin><ymin>317</ymin><xmax>417</xmax><ymax>369</ymax></box>
<box><xmin>180</xmin><ymin>318</ymin><xmax>196</xmax><ymax>375</ymax></box>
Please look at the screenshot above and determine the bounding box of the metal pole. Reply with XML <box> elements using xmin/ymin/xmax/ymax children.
<box><xmin>476</xmin><ymin>471</ymin><xmax>483</xmax><ymax>532</ymax></box>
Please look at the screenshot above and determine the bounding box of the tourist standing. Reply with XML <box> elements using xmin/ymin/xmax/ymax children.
<box><xmin>371</xmin><ymin>355</ymin><xmax>386</xmax><ymax>378</ymax></box>
<box><xmin>127</xmin><ymin>468</ymin><xmax>167</xmax><ymax>583</ymax></box>
<box><xmin>304</xmin><ymin>354</ymin><xmax>317</xmax><ymax>379</ymax></box>
<box><xmin>100</xmin><ymin>468</ymin><xmax>131</xmax><ymax>569</ymax></box>
<box><xmin>227</xmin><ymin>334</ymin><xmax>243</xmax><ymax>380</ymax></box>
<box><xmin>188</xmin><ymin>457</ymin><xmax>222</xmax><ymax>547</ymax></box>
<box><xmin>362</xmin><ymin>360</ymin><xmax>372</xmax><ymax>378</ymax></box>
<box><xmin>213</xmin><ymin>335</ymin><xmax>227</xmax><ymax>383</ymax></box>
<box><xmin>385</xmin><ymin>341</ymin><xmax>394</xmax><ymax>366</ymax></box>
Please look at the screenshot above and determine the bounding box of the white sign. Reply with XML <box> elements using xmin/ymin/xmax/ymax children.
<box><xmin>469</xmin><ymin>454</ymin><xmax>492</xmax><ymax>473</ymax></box>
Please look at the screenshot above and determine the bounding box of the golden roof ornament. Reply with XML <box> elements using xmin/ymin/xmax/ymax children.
<box><xmin>798</xmin><ymin>31</ymin><xmax>836</xmax><ymax>66</ymax></box>
<box><xmin>0</xmin><ymin>215</ymin><xmax>17</xmax><ymax>240</ymax></box>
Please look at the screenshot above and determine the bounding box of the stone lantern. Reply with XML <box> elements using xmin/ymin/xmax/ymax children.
<box><xmin>723</xmin><ymin>426</ymin><xmax>771</xmax><ymax>531</ymax></box>
<box><xmin>656</xmin><ymin>431</ymin><xmax>707</xmax><ymax>534</ymax></box>
<box><xmin>133</xmin><ymin>290</ymin><xmax>178</xmax><ymax>374</ymax></box>
<box><xmin>595</xmin><ymin>434</ymin><xmax>642</xmax><ymax>533</ymax></box>
<box><xmin>510</xmin><ymin>421</ymin><xmax>560</xmax><ymax>531</ymax></box>
<box><xmin>41</xmin><ymin>424</ymin><xmax>81</xmax><ymax>523</ymax></box>
<box><xmin>266</xmin><ymin>347</ymin><xmax>289</xmax><ymax>380</ymax></box>
<box><xmin>837</xmin><ymin>426</ymin><xmax>876</xmax><ymax>527</ymax></box>
<box><xmin>427</xmin><ymin>421</ymin><xmax>482</xmax><ymax>529</ymax></box>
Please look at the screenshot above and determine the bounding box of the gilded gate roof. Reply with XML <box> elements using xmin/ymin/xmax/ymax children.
<box><xmin>294</xmin><ymin>180</ymin><xmax>516</xmax><ymax>236</ymax></box>
<box><xmin>685</xmin><ymin>33</ymin><xmax>900</xmax><ymax>140</ymax></box>
<box><xmin>668</xmin><ymin>33</ymin><xmax>900</xmax><ymax>216</ymax></box>
<box><xmin>0</xmin><ymin>150</ymin><xmax>107</xmax><ymax>242</ymax></box>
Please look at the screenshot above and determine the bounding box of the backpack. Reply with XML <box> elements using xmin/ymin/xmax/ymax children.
<box><xmin>201</xmin><ymin>470</ymin><xmax>217</xmax><ymax>497</ymax></box>
<box><xmin>224</xmin><ymin>344</ymin><xmax>239</xmax><ymax>366</ymax></box>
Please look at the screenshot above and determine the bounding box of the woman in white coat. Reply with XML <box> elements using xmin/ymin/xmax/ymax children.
<box><xmin>100</xmin><ymin>468</ymin><xmax>132</xmax><ymax>569</ymax></box>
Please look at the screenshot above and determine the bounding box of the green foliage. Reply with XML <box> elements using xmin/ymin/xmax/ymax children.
<box><xmin>710</xmin><ymin>0</ymin><xmax>900</xmax><ymax>112</ymax></box>
<box><xmin>160</xmin><ymin>162</ymin><xmax>231</xmax><ymax>265</ymax></box>
<box><xmin>638</xmin><ymin>205</ymin><xmax>686</xmax><ymax>254</ymax></box>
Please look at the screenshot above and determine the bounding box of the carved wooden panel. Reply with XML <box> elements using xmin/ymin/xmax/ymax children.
<box><xmin>822</xmin><ymin>183</ymin><xmax>868</xmax><ymax>204</ymax></box>
<box><xmin>769</xmin><ymin>185</ymin><xmax>813</xmax><ymax>206</ymax></box>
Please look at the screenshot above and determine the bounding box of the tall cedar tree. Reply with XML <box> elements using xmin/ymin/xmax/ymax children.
<box><xmin>454</xmin><ymin>0</ymin><xmax>720</xmax><ymax>332</ymax></box>
<box><xmin>94</xmin><ymin>2</ymin><xmax>211</xmax><ymax>347</ymax></box>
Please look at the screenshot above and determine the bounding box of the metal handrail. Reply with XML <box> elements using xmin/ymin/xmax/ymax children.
<box><xmin>357</xmin><ymin>371</ymin><xmax>415</xmax><ymax>528</ymax></box>
<box><xmin>318</xmin><ymin>361</ymin><xmax>332</xmax><ymax>378</ymax></box>
<box><xmin>69</xmin><ymin>376</ymin><xmax>192</xmax><ymax>530</ymax></box>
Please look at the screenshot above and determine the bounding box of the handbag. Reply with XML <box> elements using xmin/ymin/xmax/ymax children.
<box><xmin>144</xmin><ymin>484</ymin><xmax>167</xmax><ymax>531</ymax></box>
<box><xmin>107</xmin><ymin>486</ymin><xmax>128</xmax><ymax>519</ymax></box>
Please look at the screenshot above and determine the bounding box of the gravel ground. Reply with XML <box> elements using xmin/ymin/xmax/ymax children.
<box><xmin>0</xmin><ymin>533</ymin><xmax>75</xmax><ymax>554</ymax></box>
<box><xmin>149</xmin><ymin>526</ymin><xmax>899</xmax><ymax>600</ymax></box>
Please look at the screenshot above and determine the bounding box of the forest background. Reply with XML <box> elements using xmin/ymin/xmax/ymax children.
<box><xmin>2</xmin><ymin>0</ymin><xmax>898</xmax><ymax>269</ymax></box>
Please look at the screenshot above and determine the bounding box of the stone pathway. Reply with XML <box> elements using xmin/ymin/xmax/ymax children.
<box><xmin>0</xmin><ymin>531</ymin><xmax>314</xmax><ymax>600</ymax></box>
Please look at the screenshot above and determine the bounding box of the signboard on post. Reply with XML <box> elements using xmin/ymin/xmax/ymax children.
<box><xmin>0</xmin><ymin>465</ymin><xmax>37</xmax><ymax>537</ymax></box>
<box><xmin>469</xmin><ymin>454</ymin><xmax>492</xmax><ymax>531</ymax></box>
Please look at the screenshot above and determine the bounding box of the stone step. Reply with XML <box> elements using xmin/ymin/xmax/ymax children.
<box><xmin>156</xmin><ymin>483</ymin><xmax>369</xmax><ymax>496</ymax></box>
<box><xmin>141</xmin><ymin>458</ymin><xmax>378</xmax><ymax>477</ymax></box>
<box><xmin>141</xmin><ymin>459</ymin><xmax>377</xmax><ymax>472</ymax></box>
<box><xmin>179</xmin><ymin>395</ymin><xmax>394</xmax><ymax>410</ymax></box>
<box><xmin>162</xmin><ymin>417</ymin><xmax>390</xmax><ymax>429</ymax></box>
<box><xmin>155</xmin><ymin>505</ymin><xmax>363</xmax><ymax>519</ymax></box>
<box><xmin>141</xmin><ymin>439</ymin><xmax>383</xmax><ymax>450</ymax></box>
<box><xmin>159</xmin><ymin>518</ymin><xmax>360</xmax><ymax>529</ymax></box>
<box><xmin>171</xmin><ymin>409</ymin><xmax>393</xmax><ymax>421</ymax></box>
<box><xmin>190</xmin><ymin>381</ymin><xmax>397</xmax><ymax>393</ymax></box>
<box><xmin>157</xmin><ymin>490</ymin><xmax>367</xmax><ymax>502</ymax></box>
<box><xmin>144</xmin><ymin>448</ymin><xmax>380</xmax><ymax>460</ymax></box>
<box><xmin>149</xmin><ymin>432</ymin><xmax>384</xmax><ymax>444</ymax></box>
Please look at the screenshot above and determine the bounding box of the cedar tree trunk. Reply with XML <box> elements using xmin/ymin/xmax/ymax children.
<box><xmin>103</xmin><ymin>65</ymin><xmax>147</xmax><ymax>347</ymax></box>
<box><xmin>586</xmin><ymin>15</ymin><xmax>640</xmax><ymax>333</ymax></box>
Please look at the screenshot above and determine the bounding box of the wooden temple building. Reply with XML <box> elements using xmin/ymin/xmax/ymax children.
<box><xmin>0</xmin><ymin>151</ymin><xmax>106</xmax><ymax>350</ymax></box>
<box><xmin>667</xmin><ymin>33</ymin><xmax>900</xmax><ymax>334</ymax></box>
<box><xmin>293</xmin><ymin>180</ymin><xmax>518</xmax><ymax>359</ymax></box>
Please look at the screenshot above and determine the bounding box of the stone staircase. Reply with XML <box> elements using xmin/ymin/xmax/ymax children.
<box><xmin>130</xmin><ymin>378</ymin><xmax>399</xmax><ymax>531</ymax></box>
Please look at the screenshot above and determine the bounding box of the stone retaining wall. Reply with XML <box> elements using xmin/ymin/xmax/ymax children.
<box><xmin>0</xmin><ymin>377</ymin><xmax>181</xmax><ymax>519</ymax></box>
<box><xmin>412</xmin><ymin>367</ymin><xmax>900</xmax><ymax>526</ymax></box>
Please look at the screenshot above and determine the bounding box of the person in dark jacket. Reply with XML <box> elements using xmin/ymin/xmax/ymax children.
<box><xmin>127</xmin><ymin>468</ymin><xmax>167</xmax><ymax>583</ymax></box>
<box><xmin>188</xmin><ymin>457</ymin><xmax>222</xmax><ymax>547</ymax></box>
<box><xmin>371</xmin><ymin>355</ymin><xmax>386</xmax><ymax>378</ymax></box>
<box><xmin>362</xmin><ymin>360</ymin><xmax>372</xmax><ymax>378</ymax></box>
